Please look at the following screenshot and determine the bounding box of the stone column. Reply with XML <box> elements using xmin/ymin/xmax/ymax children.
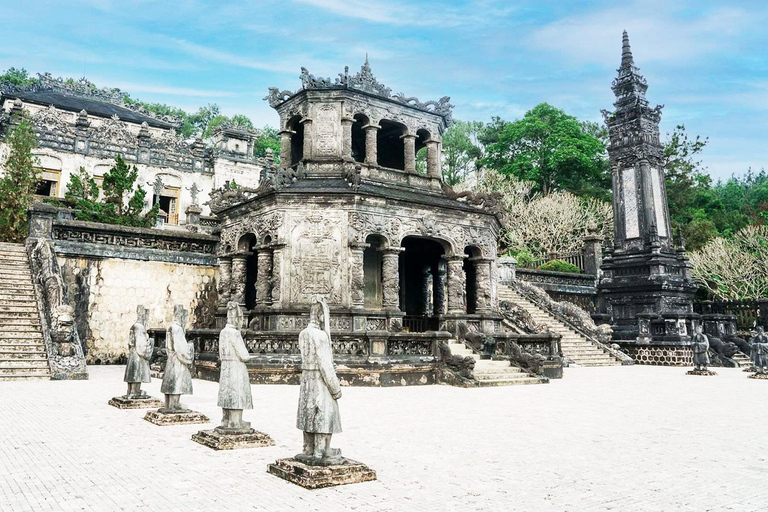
<box><xmin>420</xmin><ymin>265</ymin><xmax>432</xmax><ymax>315</ymax></box>
<box><xmin>270</xmin><ymin>244</ymin><xmax>285</xmax><ymax>308</ymax></box>
<box><xmin>471</xmin><ymin>258</ymin><xmax>493</xmax><ymax>314</ymax></box>
<box><xmin>279</xmin><ymin>129</ymin><xmax>293</xmax><ymax>168</ymax></box>
<box><xmin>217</xmin><ymin>256</ymin><xmax>232</xmax><ymax>307</ymax></box>
<box><xmin>433</xmin><ymin>259</ymin><xmax>447</xmax><ymax>316</ymax></box>
<box><xmin>426</xmin><ymin>140</ymin><xmax>441</xmax><ymax>179</ymax></box>
<box><xmin>363</xmin><ymin>124</ymin><xmax>380</xmax><ymax>165</ymax></box>
<box><xmin>402</xmin><ymin>134</ymin><xmax>417</xmax><ymax>173</ymax></box>
<box><xmin>230</xmin><ymin>253</ymin><xmax>248</xmax><ymax>306</ymax></box>
<box><xmin>301</xmin><ymin>119</ymin><xmax>313</xmax><ymax>161</ymax></box>
<box><xmin>582</xmin><ymin>232</ymin><xmax>603</xmax><ymax>277</ymax></box>
<box><xmin>381</xmin><ymin>248</ymin><xmax>402</xmax><ymax>311</ymax></box>
<box><xmin>255</xmin><ymin>248</ymin><xmax>273</xmax><ymax>307</ymax></box>
<box><xmin>349</xmin><ymin>242</ymin><xmax>369</xmax><ymax>309</ymax></box>
<box><xmin>341</xmin><ymin>117</ymin><xmax>354</xmax><ymax>160</ymax></box>
<box><xmin>639</xmin><ymin>159</ymin><xmax>656</xmax><ymax>242</ymax></box>
<box><xmin>446</xmin><ymin>256</ymin><xmax>466</xmax><ymax>314</ymax></box>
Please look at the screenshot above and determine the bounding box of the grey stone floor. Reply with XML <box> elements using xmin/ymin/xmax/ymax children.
<box><xmin>0</xmin><ymin>365</ymin><xmax>765</xmax><ymax>511</ymax></box>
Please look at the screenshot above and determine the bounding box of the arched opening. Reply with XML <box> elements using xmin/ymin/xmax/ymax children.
<box><xmin>400</xmin><ymin>236</ymin><xmax>447</xmax><ymax>331</ymax></box>
<box><xmin>363</xmin><ymin>234</ymin><xmax>385</xmax><ymax>308</ymax></box>
<box><xmin>415</xmin><ymin>129</ymin><xmax>430</xmax><ymax>175</ymax></box>
<box><xmin>351</xmin><ymin>114</ymin><xmax>368</xmax><ymax>163</ymax></box>
<box><xmin>376</xmin><ymin>119</ymin><xmax>406</xmax><ymax>170</ymax></box>
<box><xmin>464</xmin><ymin>246</ymin><xmax>481</xmax><ymax>314</ymax></box>
<box><xmin>238</xmin><ymin>233</ymin><xmax>258</xmax><ymax>310</ymax></box>
<box><xmin>287</xmin><ymin>116</ymin><xmax>304</xmax><ymax>166</ymax></box>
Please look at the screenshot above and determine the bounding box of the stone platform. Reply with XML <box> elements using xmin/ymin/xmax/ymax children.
<box><xmin>192</xmin><ymin>428</ymin><xmax>274</xmax><ymax>450</ymax></box>
<box><xmin>108</xmin><ymin>395</ymin><xmax>163</xmax><ymax>409</ymax></box>
<box><xmin>748</xmin><ymin>373</ymin><xmax>768</xmax><ymax>379</ymax></box>
<box><xmin>144</xmin><ymin>409</ymin><xmax>209</xmax><ymax>426</ymax></box>
<box><xmin>686</xmin><ymin>369</ymin><xmax>717</xmax><ymax>376</ymax></box>
<box><xmin>268</xmin><ymin>458</ymin><xmax>376</xmax><ymax>489</ymax></box>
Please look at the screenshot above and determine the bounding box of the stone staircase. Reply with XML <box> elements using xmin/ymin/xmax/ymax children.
<box><xmin>446</xmin><ymin>341</ymin><xmax>548</xmax><ymax>386</ymax></box>
<box><xmin>0</xmin><ymin>242</ymin><xmax>51</xmax><ymax>380</ymax></box>
<box><xmin>498</xmin><ymin>286</ymin><xmax>623</xmax><ymax>367</ymax></box>
<box><xmin>731</xmin><ymin>351</ymin><xmax>752</xmax><ymax>368</ymax></box>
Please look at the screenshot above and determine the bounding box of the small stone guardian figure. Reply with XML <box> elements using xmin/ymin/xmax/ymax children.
<box><xmin>217</xmin><ymin>302</ymin><xmax>253</xmax><ymax>432</ymax></box>
<box><xmin>124</xmin><ymin>305</ymin><xmax>154</xmax><ymax>398</ymax></box>
<box><xmin>160</xmin><ymin>305</ymin><xmax>195</xmax><ymax>412</ymax></box>
<box><xmin>296</xmin><ymin>294</ymin><xmax>344</xmax><ymax>465</ymax></box>
<box><xmin>687</xmin><ymin>325</ymin><xmax>716</xmax><ymax>376</ymax></box>
<box><xmin>749</xmin><ymin>326</ymin><xmax>768</xmax><ymax>379</ymax></box>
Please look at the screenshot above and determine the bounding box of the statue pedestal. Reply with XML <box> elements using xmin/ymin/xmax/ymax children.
<box><xmin>744</xmin><ymin>366</ymin><xmax>756</xmax><ymax>372</ymax></box>
<box><xmin>748</xmin><ymin>373</ymin><xmax>768</xmax><ymax>379</ymax></box>
<box><xmin>686</xmin><ymin>369</ymin><xmax>717</xmax><ymax>376</ymax></box>
<box><xmin>108</xmin><ymin>395</ymin><xmax>163</xmax><ymax>409</ymax></box>
<box><xmin>267</xmin><ymin>457</ymin><xmax>376</xmax><ymax>489</ymax></box>
<box><xmin>144</xmin><ymin>409</ymin><xmax>210</xmax><ymax>426</ymax></box>
<box><xmin>192</xmin><ymin>428</ymin><xmax>275</xmax><ymax>450</ymax></box>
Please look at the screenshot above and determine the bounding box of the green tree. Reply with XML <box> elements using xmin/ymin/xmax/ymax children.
<box><xmin>254</xmin><ymin>126</ymin><xmax>281</xmax><ymax>161</ymax></box>
<box><xmin>441</xmin><ymin>120</ymin><xmax>484</xmax><ymax>186</ymax></box>
<box><xmin>66</xmin><ymin>155</ymin><xmax>157</xmax><ymax>227</ymax></box>
<box><xmin>0</xmin><ymin>117</ymin><xmax>39</xmax><ymax>241</ymax></box>
<box><xmin>479</xmin><ymin>103</ymin><xmax>609</xmax><ymax>198</ymax></box>
<box><xmin>0</xmin><ymin>67</ymin><xmax>39</xmax><ymax>88</ymax></box>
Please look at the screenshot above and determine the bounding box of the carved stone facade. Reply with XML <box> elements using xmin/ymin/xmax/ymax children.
<box><xmin>214</xmin><ymin>61</ymin><xmax>502</xmax><ymax>336</ymax></box>
<box><xmin>598</xmin><ymin>32</ymin><xmax>698</xmax><ymax>358</ymax></box>
<box><xmin>0</xmin><ymin>74</ymin><xmax>268</xmax><ymax>226</ymax></box>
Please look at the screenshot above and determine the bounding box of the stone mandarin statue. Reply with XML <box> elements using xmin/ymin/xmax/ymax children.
<box><xmin>123</xmin><ymin>305</ymin><xmax>154</xmax><ymax>398</ymax></box>
<box><xmin>217</xmin><ymin>301</ymin><xmax>254</xmax><ymax>432</ymax></box>
<box><xmin>296</xmin><ymin>295</ymin><xmax>344</xmax><ymax>466</ymax></box>
<box><xmin>160</xmin><ymin>305</ymin><xmax>194</xmax><ymax>412</ymax></box>
<box><xmin>691</xmin><ymin>325</ymin><xmax>711</xmax><ymax>372</ymax></box>
<box><xmin>751</xmin><ymin>326</ymin><xmax>768</xmax><ymax>375</ymax></box>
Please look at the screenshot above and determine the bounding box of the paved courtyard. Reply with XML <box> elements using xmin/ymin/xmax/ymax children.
<box><xmin>0</xmin><ymin>365</ymin><xmax>766</xmax><ymax>512</ymax></box>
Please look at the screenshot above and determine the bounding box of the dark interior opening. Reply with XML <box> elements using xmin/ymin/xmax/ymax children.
<box><xmin>400</xmin><ymin>236</ymin><xmax>446</xmax><ymax>331</ymax></box>
<box><xmin>464</xmin><ymin>246</ymin><xmax>481</xmax><ymax>314</ymax></box>
<box><xmin>351</xmin><ymin>114</ymin><xmax>368</xmax><ymax>163</ymax></box>
<box><xmin>363</xmin><ymin>235</ymin><xmax>384</xmax><ymax>308</ymax></box>
<box><xmin>288</xmin><ymin>116</ymin><xmax>304</xmax><ymax>166</ymax></box>
<box><xmin>376</xmin><ymin>120</ymin><xmax>406</xmax><ymax>170</ymax></box>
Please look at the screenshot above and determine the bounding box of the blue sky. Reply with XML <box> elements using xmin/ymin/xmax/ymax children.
<box><xmin>1</xmin><ymin>0</ymin><xmax>766</xmax><ymax>181</ymax></box>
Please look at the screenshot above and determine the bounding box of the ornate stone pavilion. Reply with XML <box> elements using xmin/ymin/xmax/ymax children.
<box><xmin>210</xmin><ymin>60</ymin><xmax>502</xmax><ymax>349</ymax></box>
<box><xmin>598</xmin><ymin>32</ymin><xmax>699</xmax><ymax>365</ymax></box>
<box><xmin>0</xmin><ymin>73</ymin><xmax>265</xmax><ymax>226</ymax></box>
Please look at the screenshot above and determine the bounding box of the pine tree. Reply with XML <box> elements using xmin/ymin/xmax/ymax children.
<box><xmin>0</xmin><ymin>118</ymin><xmax>39</xmax><ymax>242</ymax></box>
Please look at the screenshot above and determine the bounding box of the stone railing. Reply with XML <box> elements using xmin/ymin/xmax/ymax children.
<box><xmin>28</xmin><ymin>202</ymin><xmax>218</xmax><ymax>265</ymax></box>
<box><xmin>25</xmin><ymin>237</ymin><xmax>88</xmax><ymax>379</ymax></box>
<box><xmin>694</xmin><ymin>299</ymin><xmax>768</xmax><ymax>332</ymax></box>
<box><xmin>508</xmin><ymin>278</ymin><xmax>633</xmax><ymax>365</ymax></box>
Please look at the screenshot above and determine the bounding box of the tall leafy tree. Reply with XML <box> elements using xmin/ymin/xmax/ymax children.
<box><xmin>254</xmin><ymin>126</ymin><xmax>281</xmax><ymax>161</ymax></box>
<box><xmin>479</xmin><ymin>103</ymin><xmax>609</xmax><ymax>198</ymax></box>
<box><xmin>0</xmin><ymin>67</ymin><xmax>39</xmax><ymax>88</ymax></box>
<box><xmin>441</xmin><ymin>120</ymin><xmax>484</xmax><ymax>186</ymax></box>
<box><xmin>0</xmin><ymin>117</ymin><xmax>39</xmax><ymax>242</ymax></box>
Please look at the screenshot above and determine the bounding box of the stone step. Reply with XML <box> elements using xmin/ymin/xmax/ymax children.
<box><xmin>0</xmin><ymin>314</ymin><xmax>41</xmax><ymax>321</ymax></box>
<box><xmin>0</xmin><ymin>286</ymin><xmax>35</xmax><ymax>294</ymax></box>
<box><xmin>0</xmin><ymin>346</ymin><xmax>46</xmax><ymax>356</ymax></box>
<box><xmin>476</xmin><ymin>377</ymin><xmax>548</xmax><ymax>386</ymax></box>
<box><xmin>0</xmin><ymin>298</ymin><xmax>38</xmax><ymax>306</ymax></box>
<box><xmin>0</xmin><ymin>339</ymin><xmax>47</xmax><ymax>347</ymax></box>
<box><xmin>0</xmin><ymin>306</ymin><xmax>39</xmax><ymax>314</ymax></box>
<box><xmin>0</xmin><ymin>360</ymin><xmax>50</xmax><ymax>371</ymax></box>
<box><xmin>0</xmin><ymin>374</ymin><xmax>51</xmax><ymax>381</ymax></box>
<box><xmin>474</xmin><ymin>370</ymin><xmax>528</xmax><ymax>380</ymax></box>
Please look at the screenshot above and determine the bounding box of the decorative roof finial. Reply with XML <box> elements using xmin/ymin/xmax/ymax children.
<box><xmin>621</xmin><ymin>30</ymin><xmax>634</xmax><ymax>69</ymax></box>
<box><xmin>365</xmin><ymin>53</ymin><xmax>369</xmax><ymax>66</ymax></box>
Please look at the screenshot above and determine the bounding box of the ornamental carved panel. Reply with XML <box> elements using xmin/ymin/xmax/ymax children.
<box><xmin>313</xmin><ymin>104</ymin><xmax>341</xmax><ymax>157</ymax></box>
<box><xmin>289</xmin><ymin>212</ymin><xmax>344</xmax><ymax>305</ymax></box>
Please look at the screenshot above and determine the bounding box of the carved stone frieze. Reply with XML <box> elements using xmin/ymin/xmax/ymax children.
<box><xmin>32</xmin><ymin>105</ymin><xmax>73</xmax><ymax>135</ymax></box>
<box><xmin>288</xmin><ymin>212</ymin><xmax>344</xmax><ymax>305</ymax></box>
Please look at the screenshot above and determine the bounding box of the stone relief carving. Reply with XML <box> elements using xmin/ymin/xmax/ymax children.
<box><xmin>289</xmin><ymin>213</ymin><xmax>344</xmax><ymax>304</ymax></box>
<box><xmin>32</xmin><ymin>105</ymin><xmax>73</xmax><ymax>134</ymax></box>
<box><xmin>314</xmin><ymin>104</ymin><xmax>341</xmax><ymax>157</ymax></box>
<box><xmin>96</xmin><ymin>115</ymin><xmax>136</xmax><ymax>146</ymax></box>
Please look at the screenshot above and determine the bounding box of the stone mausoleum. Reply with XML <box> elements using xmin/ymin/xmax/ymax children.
<box><xmin>212</xmin><ymin>59</ymin><xmax>501</xmax><ymax>338</ymax></box>
<box><xmin>598</xmin><ymin>32</ymin><xmax>699</xmax><ymax>365</ymax></box>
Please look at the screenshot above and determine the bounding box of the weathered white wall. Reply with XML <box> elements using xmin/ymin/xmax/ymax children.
<box><xmin>59</xmin><ymin>256</ymin><xmax>217</xmax><ymax>364</ymax></box>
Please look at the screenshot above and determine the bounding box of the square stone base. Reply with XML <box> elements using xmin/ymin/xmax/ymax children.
<box><xmin>108</xmin><ymin>396</ymin><xmax>164</xmax><ymax>409</ymax></box>
<box><xmin>267</xmin><ymin>458</ymin><xmax>376</xmax><ymax>489</ymax></box>
<box><xmin>686</xmin><ymin>369</ymin><xmax>717</xmax><ymax>376</ymax></box>
<box><xmin>748</xmin><ymin>373</ymin><xmax>768</xmax><ymax>379</ymax></box>
<box><xmin>192</xmin><ymin>429</ymin><xmax>275</xmax><ymax>450</ymax></box>
<box><xmin>144</xmin><ymin>410</ymin><xmax>210</xmax><ymax>426</ymax></box>
<box><xmin>744</xmin><ymin>366</ymin><xmax>756</xmax><ymax>372</ymax></box>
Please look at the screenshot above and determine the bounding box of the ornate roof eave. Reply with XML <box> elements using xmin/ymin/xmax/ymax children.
<box><xmin>0</xmin><ymin>73</ymin><xmax>183</xmax><ymax>128</ymax></box>
<box><xmin>264</xmin><ymin>58</ymin><xmax>454</xmax><ymax>124</ymax></box>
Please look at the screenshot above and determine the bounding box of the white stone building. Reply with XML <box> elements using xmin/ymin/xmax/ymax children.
<box><xmin>0</xmin><ymin>73</ymin><xmax>268</xmax><ymax>227</ymax></box>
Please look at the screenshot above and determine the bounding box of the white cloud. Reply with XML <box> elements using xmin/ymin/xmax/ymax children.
<box><xmin>107</xmin><ymin>81</ymin><xmax>238</xmax><ymax>98</ymax></box>
<box><xmin>529</xmin><ymin>3</ymin><xmax>756</xmax><ymax>65</ymax></box>
<box><xmin>292</xmin><ymin>0</ymin><xmax>465</xmax><ymax>27</ymax></box>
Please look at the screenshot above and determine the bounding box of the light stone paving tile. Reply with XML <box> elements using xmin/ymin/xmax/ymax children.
<box><xmin>0</xmin><ymin>365</ymin><xmax>766</xmax><ymax>511</ymax></box>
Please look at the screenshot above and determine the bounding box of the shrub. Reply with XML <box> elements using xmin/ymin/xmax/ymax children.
<box><xmin>539</xmin><ymin>259</ymin><xmax>580</xmax><ymax>273</ymax></box>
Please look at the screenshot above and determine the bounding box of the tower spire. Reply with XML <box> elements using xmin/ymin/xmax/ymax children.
<box><xmin>621</xmin><ymin>30</ymin><xmax>634</xmax><ymax>69</ymax></box>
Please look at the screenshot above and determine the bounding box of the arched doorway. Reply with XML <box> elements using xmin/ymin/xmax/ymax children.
<box><xmin>400</xmin><ymin>236</ymin><xmax>447</xmax><ymax>331</ymax></box>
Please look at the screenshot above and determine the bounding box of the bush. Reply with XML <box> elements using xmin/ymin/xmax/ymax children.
<box><xmin>509</xmin><ymin>249</ymin><xmax>537</xmax><ymax>268</ymax></box>
<box><xmin>539</xmin><ymin>259</ymin><xmax>580</xmax><ymax>273</ymax></box>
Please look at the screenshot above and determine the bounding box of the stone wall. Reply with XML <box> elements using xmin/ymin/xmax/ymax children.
<box><xmin>59</xmin><ymin>256</ymin><xmax>216</xmax><ymax>363</ymax></box>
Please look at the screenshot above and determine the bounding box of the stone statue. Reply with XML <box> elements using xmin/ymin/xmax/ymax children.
<box><xmin>691</xmin><ymin>325</ymin><xmax>711</xmax><ymax>372</ymax></box>
<box><xmin>123</xmin><ymin>305</ymin><xmax>154</xmax><ymax>398</ymax></box>
<box><xmin>217</xmin><ymin>301</ymin><xmax>253</xmax><ymax>432</ymax></box>
<box><xmin>751</xmin><ymin>326</ymin><xmax>768</xmax><ymax>375</ymax></box>
<box><xmin>160</xmin><ymin>305</ymin><xmax>194</xmax><ymax>412</ymax></box>
<box><xmin>296</xmin><ymin>295</ymin><xmax>343</xmax><ymax>465</ymax></box>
